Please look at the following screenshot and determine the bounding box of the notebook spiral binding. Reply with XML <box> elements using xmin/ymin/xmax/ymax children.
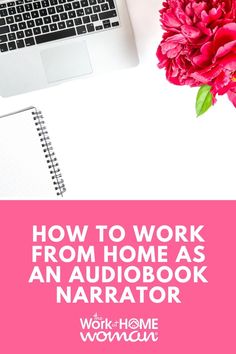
<box><xmin>32</xmin><ymin>109</ymin><xmax>66</xmax><ymax>196</ymax></box>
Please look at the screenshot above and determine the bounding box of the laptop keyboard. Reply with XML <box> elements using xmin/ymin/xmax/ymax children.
<box><xmin>0</xmin><ymin>0</ymin><xmax>119</xmax><ymax>52</ymax></box>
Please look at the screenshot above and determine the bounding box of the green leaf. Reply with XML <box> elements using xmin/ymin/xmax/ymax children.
<box><xmin>195</xmin><ymin>85</ymin><xmax>213</xmax><ymax>117</ymax></box>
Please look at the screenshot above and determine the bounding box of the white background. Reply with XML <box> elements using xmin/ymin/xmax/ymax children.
<box><xmin>1</xmin><ymin>0</ymin><xmax>236</xmax><ymax>199</ymax></box>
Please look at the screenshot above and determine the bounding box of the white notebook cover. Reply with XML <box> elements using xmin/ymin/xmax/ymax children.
<box><xmin>0</xmin><ymin>107</ymin><xmax>65</xmax><ymax>199</ymax></box>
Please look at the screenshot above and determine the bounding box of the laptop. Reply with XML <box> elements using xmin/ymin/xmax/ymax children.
<box><xmin>0</xmin><ymin>0</ymin><xmax>138</xmax><ymax>97</ymax></box>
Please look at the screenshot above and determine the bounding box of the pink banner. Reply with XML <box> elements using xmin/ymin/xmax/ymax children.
<box><xmin>0</xmin><ymin>201</ymin><xmax>235</xmax><ymax>354</ymax></box>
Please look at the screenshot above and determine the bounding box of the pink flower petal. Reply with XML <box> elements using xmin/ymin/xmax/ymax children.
<box><xmin>214</xmin><ymin>23</ymin><xmax>236</xmax><ymax>48</ymax></box>
<box><xmin>162</xmin><ymin>12</ymin><xmax>181</xmax><ymax>28</ymax></box>
<box><xmin>218</xmin><ymin>53</ymin><xmax>236</xmax><ymax>70</ymax></box>
<box><xmin>215</xmin><ymin>40</ymin><xmax>236</xmax><ymax>59</ymax></box>
<box><xmin>165</xmin><ymin>33</ymin><xmax>187</xmax><ymax>44</ymax></box>
<box><xmin>227</xmin><ymin>88</ymin><xmax>236</xmax><ymax>107</ymax></box>
<box><xmin>192</xmin><ymin>42</ymin><xmax>214</xmax><ymax>67</ymax></box>
<box><xmin>181</xmin><ymin>24</ymin><xmax>201</xmax><ymax>39</ymax></box>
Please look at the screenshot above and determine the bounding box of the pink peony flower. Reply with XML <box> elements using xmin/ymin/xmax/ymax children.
<box><xmin>157</xmin><ymin>0</ymin><xmax>236</xmax><ymax>107</ymax></box>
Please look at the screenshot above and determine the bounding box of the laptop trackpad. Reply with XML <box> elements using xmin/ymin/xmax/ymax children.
<box><xmin>40</xmin><ymin>41</ymin><xmax>93</xmax><ymax>83</ymax></box>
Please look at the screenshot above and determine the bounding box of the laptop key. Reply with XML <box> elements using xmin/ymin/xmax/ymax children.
<box><xmin>27</xmin><ymin>20</ymin><xmax>35</xmax><ymax>28</ymax></box>
<box><xmin>107</xmin><ymin>0</ymin><xmax>115</xmax><ymax>9</ymax></box>
<box><xmin>87</xmin><ymin>23</ymin><xmax>94</xmax><ymax>32</ymax></box>
<box><xmin>35</xmin><ymin>18</ymin><xmax>43</xmax><ymax>26</ymax></box>
<box><xmin>35</xmin><ymin>28</ymin><xmax>76</xmax><ymax>44</ymax></box>
<box><xmin>66</xmin><ymin>20</ymin><xmax>74</xmax><ymax>27</ymax></box>
<box><xmin>76</xmin><ymin>25</ymin><xmax>86</xmax><ymax>34</ymax></box>
<box><xmin>50</xmin><ymin>23</ymin><xmax>57</xmax><ymax>31</ymax></box>
<box><xmin>73</xmin><ymin>2</ymin><xmax>80</xmax><ymax>9</ymax></box>
<box><xmin>6</xmin><ymin>17</ymin><xmax>14</xmax><ymax>24</ymax></box>
<box><xmin>101</xmin><ymin>3</ymin><xmax>109</xmax><ymax>11</ymax></box>
<box><xmin>42</xmin><ymin>25</ymin><xmax>49</xmax><ymax>33</ymax></box>
<box><xmin>44</xmin><ymin>16</ymin><xmax>51</xmax><ymax>24</ymax></box>
<box><xmin>25</xmin><ymin>4</ymin><xmax>33</xmax><ymax>11</ymax></box>
<box><xmin>92</xmin><ymin>5</ymin><xmax>100</xmax><ymax>13</ymax></box>
<box><xmin>77</xmin><ymin>9</ymin><xmax>84</xmax><ymax>16</ymax></box>
<box><xmin>16</xmin><ymin>30</ymin><xmax>24</xmax><ymax>38</ymax></box>
<box><xmin>25</xmin><ymin>29</ymin><xmax>33</xmax><ymax>36</ymax></box>
<box><xmin>33</xmin><ymin>2</ymin><xmax>41</xmax><ymax>9</ymax></box>
<box><xmin>16</xmin><ymin>6</ymin><xmax>24</xmax><ymax>13</ymax></box>
<box><xmin>42</xmin><ymin>0</ymin><xmax>50</xmax><ymax>7</ymax></box>
<box><xmin>103</xmin><ymin>20</ymin><xmax>110</xmax><ymax>28</ymax></box>
<box><xmin>112</xmin><ymin>21</ymin><xmax>119</xmax><ymax>27</ymax></box>
<box><xmin>16</xmin><ymin>39</ymin><xmax>25</xmax><ymax>48</ymax></box>
<box><xmin>8</xmin><ymin>32</ymin><xmax>16</xmax><ymax>40</ymax></box>
<box><xmin>15</xmin><ymin>14</ymin><xmax>23</xmax><ymax>22</ymax></box>
<box><xmin>82</xmin><ymin>16</ymin><xmax>90</xmax><ymax>24</ymax></box>
<box><xmin>60</xmin><ymin>13</ymin><xmax>68</xmax><ymax>20</ymax></box>
<box><xmin>23</xmin><ymin>13</ymin><xmax>31</xmax><ymax>20</ymax></box>
<box><xmin>68</xmin><ymin>10</ymin><xmax>76</xmax><ymax>18</ymax></box>
<box><xmin>58</xmin><ymin>21</ymin><xmax>66</xmax><ymax>29</ymax></box>
<box><xmin>0</xmin><ymin>35</ymin><xmax>7</xmax><ymax>43</ymax></box>
<box><xmin>33</xmin><ymin>27</ymin><xmax>41</xmax><ymax>35</ymax></box>
<box><xmin>85</xmin><ymin>7</ymin><xmax>92</xmax><ymax>15</ymax></box>
<box><xmin>10</xmin><ymin>23</ymin><xmax>18</xmax><ymax>31</ymax></box>
<box><xmin>8</xmin><ymin>8</ymin><xmax>16</xmax><ymax>15</ymax></box>
<box><xmin>0</xmin><ymin>18</ymin><xmax>6</xmax><ymax>26</ymax></box>
<box><xmin>0</xmin><ymin>9</ymin><xmax>8</xmax><ymax>17</ymax></box>
<box><xmin>40</xmin><ymin>9</ymin><xmax>47</xmax><ymax>16</ymax></box>
<box><xmin>48</xmin><ymin>7</ymin><xmax>56</xmax><ymax>14</ymax></box>
<box><xmin>32</xmin><ymin>10</ymin><xmax>40</xmax><ymax>18</ymax></box>
<box><xmin>74</xmin><ymin>17</ymin><xmax>82</xmax><ymax>25</ymax></box>
<box><xmin>99</xmin><ymin>10</ymin><xmax>117</xmax><ymax>20</ymax></box>
<box><xmin>8</xmin><ymin>41</ymin><xmax>16</xmax><ymax>50</ymax></box>
<box><xmin>52</xmin><ymin>14</ymin><xmax>60</xmax><ymax>22</ymax></box>
<box><xmin>0</xmin><ymin>43</ymin><xmax>8</xmax><ymax>52</ymax></box>
<box><xmin>81</xmin><ymin>0</ymin><xmax>88</xmax><ymax>6</ymax></box>
<box><xmin>0</xmin><ymin>26</ymin><xmax>10</xmax><ymax>35</ymax></box>
<box><xmin>64</xmin><ymin>3</ymin><xmax>72</xmax><ymax>11</ymax></box>
<box><xmin>91</xmin><ymin>14</ymin><xmax>98</xmax><ymax>21</ymax></box>
<box><xmin>56</xmin><ymin>5</ymin><xmax>64</xmax><ymax>12</ymax></box>
<box><xmin>19</xmin><ymin>22</ymin><xmax>26</xmax><ymax>29</ymax></box>
<box><xmin>25</xmin><ymin>37</ymin><xmax>35</xmax><ymax>46</ymax></box>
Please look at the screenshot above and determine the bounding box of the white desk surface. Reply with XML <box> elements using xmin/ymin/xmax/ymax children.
<box><xmin>1</xmin><ymin>0</ymin><xmax>236</xmax><ymax>200</ymax></box>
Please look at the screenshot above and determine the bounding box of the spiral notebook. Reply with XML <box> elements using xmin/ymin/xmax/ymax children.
<box><xmin>0</xmin><ymin>107</ymin><xmax>66</xmax><ymax>199</ymax></box>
